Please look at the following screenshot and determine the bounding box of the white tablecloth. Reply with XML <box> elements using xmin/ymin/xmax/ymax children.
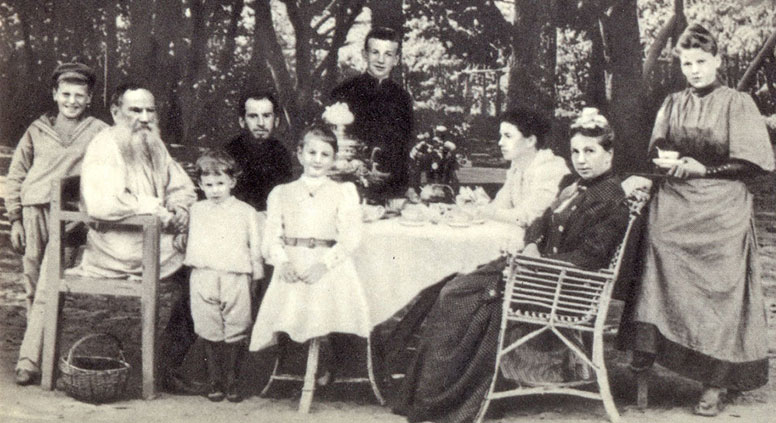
<box><xmin>354</xmin><ymin>219</ymin><xmax>522</xmax><ymax>326</ymax></box>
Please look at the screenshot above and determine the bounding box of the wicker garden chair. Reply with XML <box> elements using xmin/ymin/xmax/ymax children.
<box><xmin>474</xmin><ymin>192</ymin><xmax>650</xmax><ymax>423</ymax></box>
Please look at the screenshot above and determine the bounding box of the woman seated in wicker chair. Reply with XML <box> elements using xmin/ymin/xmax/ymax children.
<box><xmin>388</xmin><ymin>108</ymin><xmax>633</xmax><ymax>423</ymax></box>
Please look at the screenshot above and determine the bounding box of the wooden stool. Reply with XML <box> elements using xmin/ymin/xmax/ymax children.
<box><xmin>636</xmin><ymin>371</ymin><xmax>649</xmax><ymax>409</ymax></box>
<box><xmin>260</xmin><ymin>334</ymin><xmax>385</xmax><ymax>413</ymax></box>
<box><xmin>40</xmin><ymin>176</ymin><xmax>161</xmax><ymax>399</ymax></box>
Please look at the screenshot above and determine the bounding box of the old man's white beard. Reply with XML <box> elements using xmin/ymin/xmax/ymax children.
<box><xmin>116</xmin><ymin>124</ymin><xmax>163</xmax><ymax>171</ymax></box>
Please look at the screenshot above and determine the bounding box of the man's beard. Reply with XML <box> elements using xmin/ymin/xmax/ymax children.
<box><xmin>131</xmin><ymin>128</ymin><xmax>159</xmax><ymax>166</ymax></box>
<box><xmin>249</xmin><ymin>126</ymin><xmax>271</xmax><ymax>141</ymax></box>
<box><xmin>116</xmin><ymin>123</ymin><xmax>163</xmax><ymax>170</ymax></box>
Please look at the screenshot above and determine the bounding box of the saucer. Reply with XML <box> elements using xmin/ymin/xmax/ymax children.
<box><xmin>652</xmin><ymin>158</ymin><xmax>682</xmax><ymax>168</ymax></box>
<box><xmin>399</xmin><ymin>219</ymin><xmax>425</xmax><ymax>227</ymax></box>
<box><xmin>447</xmin><ymin>221</ymin><xmax>471</xmax><ymax>228</ymax></box>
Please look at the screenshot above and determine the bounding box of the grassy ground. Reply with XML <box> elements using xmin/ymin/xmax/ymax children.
<box><xmin>1</xmin><ymin>145</ymin><xmax>775</xmax><ymax>422</ymax></box>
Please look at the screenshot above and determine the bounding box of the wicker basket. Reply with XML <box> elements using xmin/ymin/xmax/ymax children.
<box><xmin>59</xmin><ymin>333</ymin><xmax>130</xmax><ymax>403</ymax></box>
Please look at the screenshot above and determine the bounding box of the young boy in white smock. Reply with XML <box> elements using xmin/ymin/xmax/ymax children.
<box><xmin>182</xmin><ymin>149</ymin><xmax>264</xmax><ymax>402</ymax></box>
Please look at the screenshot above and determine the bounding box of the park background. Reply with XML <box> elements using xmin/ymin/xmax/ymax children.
<box><xmin>0</xmin><ymin>0</ymin><xmax>775</xmax><ymax>170</ymax></box>
<box><xmin>0</xmin><ymin>0</ymin><xmax>775</xmax><ymax>422</ymax></box>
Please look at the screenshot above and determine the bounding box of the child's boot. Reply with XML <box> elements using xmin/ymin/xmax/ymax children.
<box><xmin>204</xmin><ymin>340</ymin><xmax>225</xmax><ymax>402</ymax></box>
<box><xmin>224</xmin><ymin>341</ymin><xmax>244</xmax><ymax>403</ymax></box>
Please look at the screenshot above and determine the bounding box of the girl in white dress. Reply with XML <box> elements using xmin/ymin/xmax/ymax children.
<box><xmin>249</xmin><ymin>124</ymin><xmax>370</xmax><ymax>354</ymax></box>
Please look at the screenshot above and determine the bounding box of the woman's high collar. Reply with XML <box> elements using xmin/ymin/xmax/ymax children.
<box><xmin>690</xmin><ymin>80</ymin><xmax>722</xmax><ymax>97</ymax></box>
<box><xmin>578</xmin><ymin>169</ymin><xmax>615</xmax><ymax>188</ymax></box>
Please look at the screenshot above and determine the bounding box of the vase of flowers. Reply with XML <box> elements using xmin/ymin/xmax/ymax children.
<box><xmin>409</xmin><ymin>125</ymin><xmax>459</xmax><ymax>203</ymax></box>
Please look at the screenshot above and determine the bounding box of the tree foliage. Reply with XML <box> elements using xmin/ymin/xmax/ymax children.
<box><xmin>0</xmin><ymin>0</ymin><xmax>773</xmax><ymax>170</ymax></box>
<box><xmin>0</xmin><ymin>0</ymin><xmax>369</xmax><ymax>148</ymax></box>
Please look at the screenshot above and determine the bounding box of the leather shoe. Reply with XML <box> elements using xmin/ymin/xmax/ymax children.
<box><xmin>15</xmin><ymin>369</ymin><xmax>38</xmax><ymax>386</ymax></box>
<box><xmin>226</xmin><ymin>385</ymin><xmax>243</xmax><ymax>403</ymax></box>
<box><xmin>694</xmin><ymin>387</ymin><xmax>726</xmax><ymax>417</ymax></box>
<box><xmin>162</xmin><ymin>371</ymin><xmax>207</xmax><ymax>395</ymax></box>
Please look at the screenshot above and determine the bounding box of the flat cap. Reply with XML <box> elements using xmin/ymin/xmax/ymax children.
<box><xmin>52</xmin><ymin>62</ymin><xmax>96</xmax><ymax>88</ymax></box>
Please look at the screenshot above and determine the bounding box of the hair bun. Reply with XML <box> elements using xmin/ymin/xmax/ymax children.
<box><xmin>675</xmin><ymin>23</ymin><xmax>718</xmax><ymax>56</ymax></box>
<box><xmin>685</xmin><ymin>23</ymin><xmax>713</xmax><ymax>38</ymax></box>
<box><xmin>571</xmin><ymin>107</ymin><xmax>610</xmax><ymax>131</ymax></box>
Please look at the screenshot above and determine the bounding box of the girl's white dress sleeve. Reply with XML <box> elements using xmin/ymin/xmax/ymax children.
<box><xmin>321</xmin><ymin>182</ymin><xmax>362</xmax><ymax>269</ymax></box>
<box><xmin>262</xmin><ymin>186</ymin><xmax>289</xmax><ymax>266</ymax></box>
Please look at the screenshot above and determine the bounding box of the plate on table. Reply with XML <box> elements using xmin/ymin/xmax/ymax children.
<box><xmin>652</xmin><ymin>158</ymin><xmax>682</xmax><ymax>168</ymax></box>
<box><xmin>362</xmin><ymin>205</ymin><xmax>386</xmax><ymax>222</ymax></box>
<box><xmin>447</xmin><ymin>220</ymin><xmax>471</xmax><ymax>228</ymax></box>
<box><xmin>399</xmin><ymin>219</ymin><xmax>425</xmax><ymax>227</ymax></box>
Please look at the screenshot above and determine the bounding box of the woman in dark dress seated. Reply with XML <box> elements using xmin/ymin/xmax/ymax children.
<box><xmin>389</xmin><ymin>108</ymin><xmax>632</xmax><ymax>423</ymax></box>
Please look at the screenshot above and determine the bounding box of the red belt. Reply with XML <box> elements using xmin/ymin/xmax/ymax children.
<box><xmin>282</xmin><ymin>237</ymin><xmax>336</xmax><ymax>248</ymax></box>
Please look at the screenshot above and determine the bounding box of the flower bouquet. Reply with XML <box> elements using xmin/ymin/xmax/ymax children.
<box><xmin>409</xmin><ymin>126</ymin><xmax>460</xmax><ymax>203</ymax></box>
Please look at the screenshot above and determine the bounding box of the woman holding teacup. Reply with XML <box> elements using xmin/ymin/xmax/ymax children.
<box><xmin>388</xmin><ymin>109</ymin><xmax>631</xmax><ymax>423</ymax></box>
<box><xmin>620</xmin><ymin>24</ymin><xmax>775</xmax><ymax>416</ymax></box>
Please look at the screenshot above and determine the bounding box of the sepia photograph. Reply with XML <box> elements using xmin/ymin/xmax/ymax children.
<box><xmin>0</xmin><ymin>0</ymin><xmax>775</xmax><ymax>422</ymax></box>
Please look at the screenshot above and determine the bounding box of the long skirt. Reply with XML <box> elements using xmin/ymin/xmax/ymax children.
<box><xmin>391</xmin><ymin>258</ymin><xmax>505</xmax><ymax>423</ymax></box>
<box><xmin>624</xmin><ymin>178</ymin><xmax>769</xmax><ymax>390</ymax></box>
<box><xmin>389</xmin><ymin>257</ymin><xmax>571</xmax><ymax>423</ymax></box>
<box><xmin>249</xmin><ymin>249</ymin><xmax>371</xmax><ymax>351</ymax></box>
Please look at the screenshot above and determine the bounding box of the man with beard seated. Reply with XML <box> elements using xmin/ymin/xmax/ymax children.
<box><xmin>14</xmin><ymin>83</ymin><xmax>196</xmax><ymax>385</ymax></box>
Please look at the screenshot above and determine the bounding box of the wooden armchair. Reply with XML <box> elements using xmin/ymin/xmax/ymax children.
<box><xmin>475</xmin><ymin>193</ymin><xmax>650</xmax><ymax>423</ymax></box>
<box><xmin>40</xmin><ymin>175</ymin><xmax>161</xmax><ymax>399</ymax></box>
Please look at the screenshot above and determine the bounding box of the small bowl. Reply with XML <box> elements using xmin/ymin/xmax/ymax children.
<box><xmin>386</xmin><ymin>198</ymin><xmax>408</xmax><ymax>214</ymax></box>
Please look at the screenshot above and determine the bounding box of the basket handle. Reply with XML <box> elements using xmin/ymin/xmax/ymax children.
<box><xmin>65</xmin><ymin>333</ymin><xmax>126</xmax><ymax>365</ymax></box>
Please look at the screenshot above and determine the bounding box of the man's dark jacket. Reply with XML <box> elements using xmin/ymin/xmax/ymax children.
<box><xmin>331</xmin><ymin>73</ymin><xmax>413</xmax><ymax>199</ymax></box>
<box><xmin>225</xmin><ymin>133</ymin><xmax>293</xmax><ymax>211</ymax></box>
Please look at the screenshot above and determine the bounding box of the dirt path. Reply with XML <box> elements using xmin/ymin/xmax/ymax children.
<box><xmin>1</xmin><ymin>146</ymin><xmax>775</xmax><ymax>422</ymax></box>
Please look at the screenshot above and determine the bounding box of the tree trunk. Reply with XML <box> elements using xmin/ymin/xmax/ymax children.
<box><xmin>604</xmin><ymin>0</ymin><xmax>649</xmax><ymax>173</ymax></box>
<box><xmin>668</xmin><ymin>0</ymin><xmax>687</xmax><ymax>93</ymax></box>
<box><xmin>154</xmin><ymin>0</ymin><xmax>186</xmax><ymax>143</ymax></box>
<box><xmin>583</xmin><ymin>23</ymin><xmax>607</xmax><ymax>110</ymax></box>
<box><xmin>508</xmin><ymin>0</ymin><xmax>557</xmax><ymax>117</ymax></box>
<box><xmin>292</xmin><ymin>3</ymin><xmax>316</xmax><ymax>125</ymax></box>
<box><xmin>103</xmin><ymin>2</ymin><xmax>121</xmax><ymax>109</ymax></box>
<box><xmin>128</xmin><ymin>0</ymin><xmax>156</xmax><ymax>85</ymax></box>
<box><xmin>218</xmin><ymin>0</ymin><xmax>245</xmax><ymax>73</ymax></box>
<box><xmin>319</xmin><ymin>0</ymin><xmax>368</xmax><ymax>96</ymax></box>
<box><xmin>178</xmin><ymin>0</ymin><xmax>215</xmax><ymax>144</ymax></box>
<box><xmin>254</xmin><ymin>0</ymin><xmax>301</xmax><ymax>139</ymax></box>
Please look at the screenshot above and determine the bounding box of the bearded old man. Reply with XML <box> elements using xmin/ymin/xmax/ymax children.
<box><xmin>14</xmin><ymin>83</ymin><xmax>196</xmax><ymax>385</ymax></box>
<box><xmin>72</xmin><ymin>84</ymin><xmax>195</xmax><ymax>278</ymax></box>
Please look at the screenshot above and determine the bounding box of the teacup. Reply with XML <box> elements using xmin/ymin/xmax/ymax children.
<box><xmin>446</xmin><ymin>208</ymin><xmax>473</xmax><ymax>224</ymax></box>
<box><xmin>401</xmin><ymin>206</ymin><xmax>427</xmax><ymax>222</ymax></box>
<box><xmin>386</xmin><ymin>197</ymin><xmax>408</xmax><ymax>214</ymax></box>
<box><xmin>657</xmin><ymin>148</ymin><xmax>679</xmax><ymax>160</ymax></box>
<box><xmin>362</xmin><ymin>205</ymin><xmax>385</xmax><ymax>222</ymax></box>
